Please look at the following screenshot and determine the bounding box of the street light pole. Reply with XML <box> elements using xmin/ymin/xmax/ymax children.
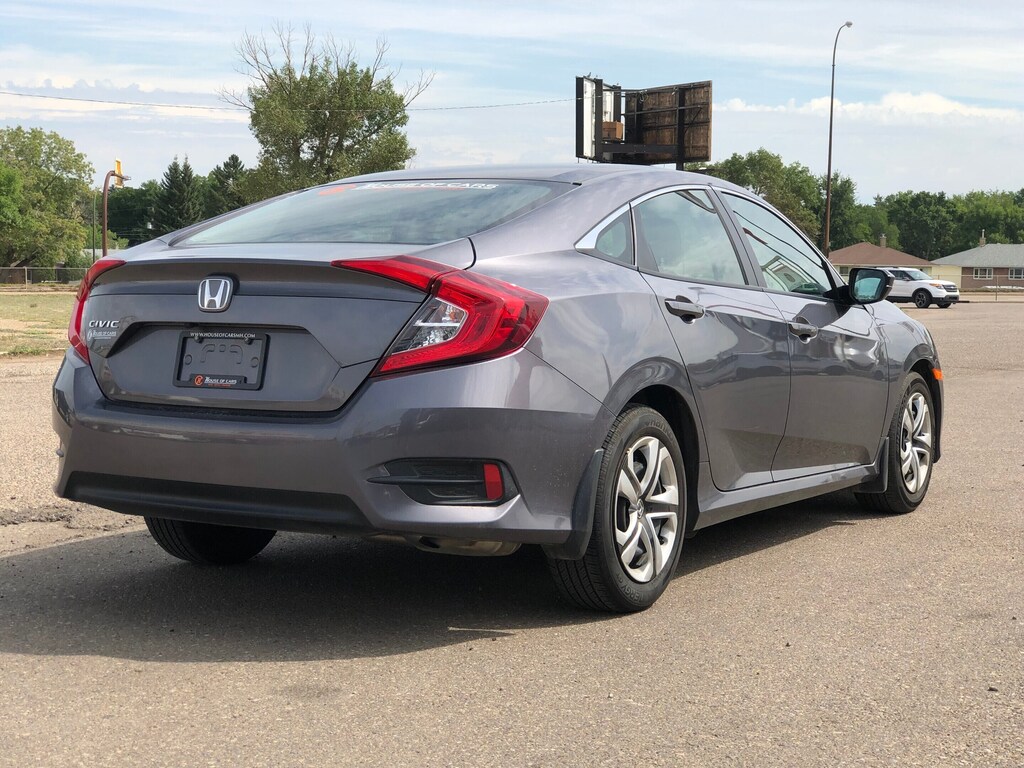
<box><xmin>823</xmin><ymin>20</ymin><xmax>853</xmax><ymax>257</ymax></box>
<box><xmin>101</xmin><ymin>159</ymin><xmax>127</xmax><ymax>258</ymax></box>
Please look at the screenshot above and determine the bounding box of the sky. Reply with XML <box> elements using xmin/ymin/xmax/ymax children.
<box><xmin>1</xmin><ymin>0</ymin><xmax>1022</xmax><ymax>202</ymax></box>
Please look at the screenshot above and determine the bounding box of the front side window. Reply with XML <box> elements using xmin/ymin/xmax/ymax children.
<box><xmin>973</xmin><ymin>267</ymin><xmax>994</xmax><ymax>280</ymax></box>
<box><xmin>633</xmin><ymin>189</ymin><xmax>748</xmax><ymax>286</ymax></box>
<box><xmin>182</xmin><ymin>179</ymin><xmax>571</xmax><ymax>246</ymax></box>
<box><xmin>723</xmin><ymin>194</ymin><xmax>834</xmax><ymax>296</ymax></box>
<box><xmin>904</xmin><ymin>269</ymin><xmax>931</xmax><ymax>281</ymax></box>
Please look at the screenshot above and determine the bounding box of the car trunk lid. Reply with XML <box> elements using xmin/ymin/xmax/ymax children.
<box><xmin>81</xmin><ymin>239</ymin><xmax>474</xmax><ymax>412</ymax></box>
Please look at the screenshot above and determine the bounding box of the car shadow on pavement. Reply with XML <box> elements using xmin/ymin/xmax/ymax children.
<box><xmin>0</xmin><ymin>491</ymin><xmax>883</xmax><ymax>663</ymax></box>
<box><xmin>677</xmin><ymin>489</ymin><xmax>881</xmax><ymax>578</ymax></box>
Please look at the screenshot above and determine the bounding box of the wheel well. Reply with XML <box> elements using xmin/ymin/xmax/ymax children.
<box><xmin>910</xmin><ymin>359</ymin><xmax>942</xmax><ymax>461</ymax></box>
<box><xmin>626</xmin><ymin>386</ymin><xmax>702</xmax><ymax>534</ymax></box>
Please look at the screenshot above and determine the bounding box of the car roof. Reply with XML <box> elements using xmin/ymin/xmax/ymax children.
<box><xmin>341</xmin><ymin>163</ymin><xmax>750</xmax><ymax>194</ymax></box>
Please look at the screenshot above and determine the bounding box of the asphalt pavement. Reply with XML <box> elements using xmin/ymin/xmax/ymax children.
<box><xmin>0</xmin><ymin>302</ymin><xmax>1021</xmax><ymax>767</ymax></box>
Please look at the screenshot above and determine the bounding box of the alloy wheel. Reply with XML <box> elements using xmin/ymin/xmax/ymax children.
<box><xmin>899</xmin><ymin>392</ymin><xmax>932</xmax><ymax>494</ymax></box>
<box><xmin>614</xmin><ymin>435</ymin><xmax>680</xmax><ymax>583</ymax></box>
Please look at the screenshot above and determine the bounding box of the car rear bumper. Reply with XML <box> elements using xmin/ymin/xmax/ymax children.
<box><xmin>52</xmin><ymin>350</ymin><xmax>607</xmax><ymax>546</ymax></box>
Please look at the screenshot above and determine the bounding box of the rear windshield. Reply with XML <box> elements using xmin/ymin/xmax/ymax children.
<box><xmin>182</xmin><ymin>180</ymin><xmax>570</xmax><ymax>246</ymax></box>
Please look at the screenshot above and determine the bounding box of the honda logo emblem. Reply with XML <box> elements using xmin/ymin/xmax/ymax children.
<box><xmin>198</xmin><ymin>277</ymin><xmax>233</xmax><ymax>312</ymax></box>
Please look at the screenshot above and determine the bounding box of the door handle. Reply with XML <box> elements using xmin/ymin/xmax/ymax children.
<box><xmin>788</xmin><ymin>321</ymin><xmax>818</xmax><ymax>341</ymax></box>
<box><xmin>665</xmin><ymin>298</ymin><xmax>705</xmax><ymax>321</ymax></box>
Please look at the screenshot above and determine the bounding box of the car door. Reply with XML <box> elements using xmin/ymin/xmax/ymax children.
<box><xmin>716</xmin><ymin>191</ymin><xmax>890</xmax><ymax>479</ymax></box>
<box><xmin>633</xmin><ymin>187</ymin><xmax>791</xmax><ymax>491</ymax></box>
<box><xmin>888</xmin><ymin>270</ymin><xmax>911</xmax><ymax>299</ymax></box>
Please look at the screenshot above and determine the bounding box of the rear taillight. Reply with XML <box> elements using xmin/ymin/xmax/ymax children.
<box><xmin>333</xmin><ymin>256</ymin><xmax>548</xmax><ymax>375</ymax></box>
<box><xmin>68</xmin><ymin>258</ymin><xmax>125</xmax><ymax>363</ymax></box>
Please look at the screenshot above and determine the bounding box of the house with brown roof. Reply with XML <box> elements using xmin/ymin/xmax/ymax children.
<box><xmin>828</xmin><ymin>237</ymin><xmax>961</xmax><ymax>286</ymax></box>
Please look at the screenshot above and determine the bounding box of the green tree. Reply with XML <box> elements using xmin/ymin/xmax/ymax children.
<box><xmin>820</xmin><ymin>172</ymin><xmax>858</xmax><ymax>251</ymax></box>
<box><xmin>950</xmin><ymin>190</ymin><xmax>1024</xmax><ymax>252</ymax></box>
<box><xmin>880</xmin><ymin>191</ymin><xmax>957</xmax><ymax>260</ymax></box>
<box><xmin>0</xmin><ymin>127</ymin><xmax>92</xmax><ymax>267</ymax></box>
<box><xmin>225</xmin><ymin>25</ymin><xmax>431</xmax><ymax>202</ymax></box>
<box><xmin>108</xmin><ymin>180</ymin><xmax>160</xmax><ymax>246</ymax></box>
<box><xmin>153</xmin><ymin>157</ymin><xmax>204</xmax><ymax>236</ymax></box>
<box><xmin>204</xmin><ymin>154</ymin><xmax>249</xmax><ymax>218</ymax></box>
<box><xmin>850</xmin><ymin>200</ymin><xmax>901</xmax><ymax>251</ymax></box>
<box><xmin>710</xmin><ymin>148</ymin><xmax>822</xmax><ymax>242</ymax></box>
<box><xmin>0</xmin><ymin>161</ymin><xmax>25</xmax><ymax>239</ymax></box>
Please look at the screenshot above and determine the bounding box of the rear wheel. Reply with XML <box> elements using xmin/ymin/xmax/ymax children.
<box><xmin>855</xmin><ymin>372</ymin><xmax>934</xmax><ymax>514</ymax></box>
<box><xmin>144</xmin><ymin>517</ymin><xmax>276</xmax><ymax>564</ymax></box>
<box><xmin>913</xmin><ymin>290</ymin><xmax>931</xmax><ymax>308</ymax></box>
<box><xmin>548</xmin><ymin>406</ymin><xmax>685</xmax><ymax>612</ymax></box>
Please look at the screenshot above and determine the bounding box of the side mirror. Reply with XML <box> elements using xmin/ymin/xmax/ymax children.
<box><xmin>848</xmin><ymin>267</ymin><xmax>893</xmax><ymax>304</ymax></box>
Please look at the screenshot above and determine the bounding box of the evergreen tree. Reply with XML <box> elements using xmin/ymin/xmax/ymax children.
<box><xmin>204</xmin><ymin>154</ymin><xmax>248</xmax><ymax>218</ymax></box>
<box><xmin>153</xmin><ymin>156</ymin><xmax>204</xmax><ymax>236</ymax></box>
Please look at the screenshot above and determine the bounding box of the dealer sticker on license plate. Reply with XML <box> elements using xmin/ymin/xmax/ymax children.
<box><xmin>174</xmin><ymin>330</ymin><xmax>267</xmax><ymax>390</ymax></box>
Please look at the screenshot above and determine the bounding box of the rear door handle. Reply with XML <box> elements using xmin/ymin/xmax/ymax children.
<box><xmin>665</xmin><ymin>298</ymin><xmax>705</xmax><ymax>321</ymax></box>
<box><xmin>788</xmin><ymin>321</ymin><xmax>818</xmax><ymax>341</ymax></box>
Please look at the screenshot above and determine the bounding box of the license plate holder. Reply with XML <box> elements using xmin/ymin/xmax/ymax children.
<box><xmin>174</xmin><ymin>330</ymin><xmax>267</xmax><ymax>390</ymax></box>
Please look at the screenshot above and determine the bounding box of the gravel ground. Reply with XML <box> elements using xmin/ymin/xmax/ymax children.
<box><xmin>0</xmin><ymin>356</ymin><xmax>139</xmax><ymax>555</ymax></box>
<box><xmin>0</xmin><ymin>303</ymin><xmax>1021</xmax><ymax>767</ymax></box>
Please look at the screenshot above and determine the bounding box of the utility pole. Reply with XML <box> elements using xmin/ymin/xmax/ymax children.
<box><xmin>102</xmin><ymin>159</ymin><xmax>128</xmax><ymax>258</ymax></box>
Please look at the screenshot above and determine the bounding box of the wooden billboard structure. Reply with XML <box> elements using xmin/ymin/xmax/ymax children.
<box><xmin>575</xmin><ymin>77</ymin><xmax>712</xmax><ymax>169</ymax></box>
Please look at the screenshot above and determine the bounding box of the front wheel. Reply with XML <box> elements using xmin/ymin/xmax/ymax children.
<box><xmin>913</xmin><ymin>290</ymin><xmax>931</xmax><ymax>308</ymax></box>
<box><xmin>145</xmin><ymin>517</ymin><xmax>276</xmax><ymax>564</ymax></box>
<box><xmin>548</xmin><ymin>406</ymin><xmax>686</xmax><ymax>612</ymax></box>
<box><xmin>937</xmin><ymin>302</ymin><xmax>951</xmax><ymax>309</ymax></box>
<box><xmin>855</xmin><ymin>372</ymin><xmax>935</xmax><ymax>514</ymax></box>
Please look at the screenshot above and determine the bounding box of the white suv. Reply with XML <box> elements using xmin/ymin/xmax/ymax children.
<box><xmin>879</xmin><ymin>268</ymin><xmax>959</xmax><ymax>309</ymax></box>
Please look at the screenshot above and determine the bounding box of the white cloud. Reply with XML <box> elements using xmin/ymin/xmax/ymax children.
<box><xmin>721</xmin><ymin>92</ymin><xmax>1024</xmax><ymax>124</ymax></box>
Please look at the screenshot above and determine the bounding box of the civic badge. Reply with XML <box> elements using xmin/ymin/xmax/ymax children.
<box><xmin>198</xmin><ymin>277</ymin><xmax>233</xmax><ymax>312</ymax></box>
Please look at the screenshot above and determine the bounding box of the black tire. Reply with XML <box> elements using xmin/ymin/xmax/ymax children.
<box><xmin>855</xmin><ymin>372</ymin><xmax>935</xmax><ymax>514</ymax></box>
<box><xmin>548</xmin><ymin>406</ymin><xmax>686</xmax><ymax>612</ymax></box>
<box><xmin>144</xmin><ymin>517</ymin><xmax>276</xmax><ymax>565</ymax></box>
<box><xmin>937</xmin><ymin>302</ymin><xmax>951</xmax><ymax>309</ymax></box>
<box><xmin>913</xmin><ymin>290</ymin><xmax>931</xmax><ymax>308</ymax></box>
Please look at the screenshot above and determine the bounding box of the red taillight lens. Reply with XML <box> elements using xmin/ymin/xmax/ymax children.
<box><xmin>333</xmin><ymin>256</ymin><xmax>548</xmax><ymax>375</ymax></box>
<box><xmin>68</xmin><ymin>258</ymin><xmax>125</xmax><ymax>363</ymax></box>
<box><xmin>483</xmin><ymin>462</ymin><xmax>504</xmax><ymax>501</ymax></box>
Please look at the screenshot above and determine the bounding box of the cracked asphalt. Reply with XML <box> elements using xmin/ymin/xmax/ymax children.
<box><xmin>0</xmin><ymin>301</ymin><xmax>1021</xmax><ymax>767</ymax></box>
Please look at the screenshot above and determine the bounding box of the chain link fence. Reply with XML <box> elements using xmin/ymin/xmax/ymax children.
<box><xmin>0</xmin><ymin>266</ymin><xmax>89</xmax><ymax>286</ymax></box>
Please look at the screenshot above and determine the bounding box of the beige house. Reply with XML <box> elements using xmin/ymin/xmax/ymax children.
<box><xmin>828</xmin><ymin>238</ymin><xmax>961</xmax><ymax>286</ymax></box>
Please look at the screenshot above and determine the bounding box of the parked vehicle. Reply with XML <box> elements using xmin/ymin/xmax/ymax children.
<box><xmin>52</xmin><ymin>165</ymin><xmax>943</xmax><ymax>612</ymax></box>
<box><xmin>880</xmin><ymin>267</ymin><xmax>959</xmax><ymax>308</ymax></box>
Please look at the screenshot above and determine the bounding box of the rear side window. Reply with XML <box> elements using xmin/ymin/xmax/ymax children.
<box><xmin>723</xmin><ymin>194</ymin><xmax>834</xmax><ymax>296</ymax></box>
<box><xmin>634</xmin><ymin>189</ymin><xmax>748</xmax><ymax>286</ymax></box>
<box><xmin>576</xmin><ymin>209</ymin><xmax>634</xmax><ymax>265</ymax></box>
<box><xmin>183</xmin><ymin>180</ymin><xmax>570</xmax><ymax>246</ymax></box>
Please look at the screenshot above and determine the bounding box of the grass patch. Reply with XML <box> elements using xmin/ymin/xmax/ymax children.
<box><xmin>0</xmin><ymin>292</ymin><xmax>74</xmax><ymax>356</ymax></box>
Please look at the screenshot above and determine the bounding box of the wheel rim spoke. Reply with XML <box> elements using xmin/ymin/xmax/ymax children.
<box><xmin>617</xmin><ymin>469</ymin><xmax>640</xmax><ymax>506</ymax></box>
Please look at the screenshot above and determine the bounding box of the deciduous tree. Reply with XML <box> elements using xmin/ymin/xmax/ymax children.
<box><xmin>224</xmin><ymin>24</ymin><xmax>431</xmax><ymax>202</ymax></box>
<box><xmin>0</xmin><ymin>127</ymin><xmax>92</xmax><ymax>267</ymax></box>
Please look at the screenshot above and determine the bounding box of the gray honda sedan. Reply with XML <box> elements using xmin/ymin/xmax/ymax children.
<box><xmin>52</xmin><ymin>165</ymin><xmax>942</xmax><ymax>612</ymax></box>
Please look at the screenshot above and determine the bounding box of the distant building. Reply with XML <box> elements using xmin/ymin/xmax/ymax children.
<box><xmin>828</xmin><ymin>236</ymin><xmax>962</xmax><ymax>286</ymax></box>
<box><xmin>932</xmin><ymin>242</ymin><xmax>1024</xmax><ymax>291</ymax></box>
